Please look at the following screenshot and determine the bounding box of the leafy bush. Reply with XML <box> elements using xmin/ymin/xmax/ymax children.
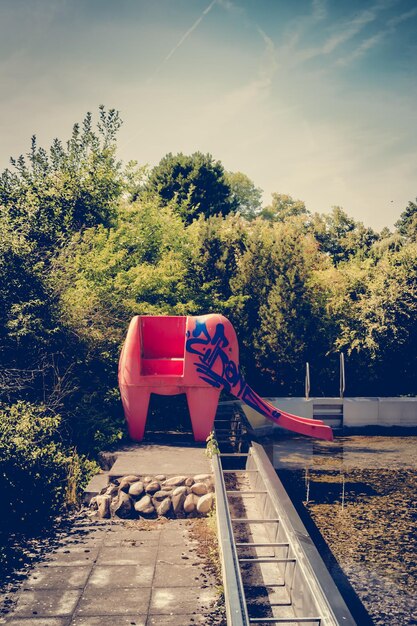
<box><xmin>0</xmin><ymin>402</ymin><xmax>97</xmax><ymax>531</ymax></box>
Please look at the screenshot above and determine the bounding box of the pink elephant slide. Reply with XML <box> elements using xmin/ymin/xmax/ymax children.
<box><xmin>118</xmin><ymin>314</ymin><xmax>333</xmax><ymax>442</ymax></box>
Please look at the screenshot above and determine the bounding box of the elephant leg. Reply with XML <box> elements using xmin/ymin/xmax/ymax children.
<box><xmin>124</xmin><ymin>389</ymin><xmax>151</xmax><ymax>441</ymax></box>
<box><xmin>186</xmin><ymin>388</ymin><xmax>221</xmax><ymax>442</ymax></box>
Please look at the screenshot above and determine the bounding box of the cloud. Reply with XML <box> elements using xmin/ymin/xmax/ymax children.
<box><xmin>387</xmin><ymin>6</ymin><xmax>417</xmax><ymax>27</ymax></box>
<box><xmin>334</xmin><ymin>2</ymin><xmax>417</xmax><ymax>67</ymax></box>
<box><xmin>311</xmin><ymin>0</ymin><xmax>327</xmax><ymax>22</ymax></box>
<box><xmin>163</xmin><ymin>0</ymin><xmax>217</xmax><ymax>64</ymax></box>
<box><xmin>256</xmin><ymin>27</ymin><xmax>278</xmax><ymax>85</ymax></box>
<box><xmin>335</xmin><ymin>31</ymin><xmax>386</xmax><ymax>66</ymax></box>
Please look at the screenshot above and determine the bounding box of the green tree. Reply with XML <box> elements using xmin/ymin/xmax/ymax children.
<box><xmin>231</xmin><ymin>219</ymin><xmax>331</xmax><ymax>394</ymax></box>
<box><xmin>184</xmin><ymin>213</ymin><xmax>248</xmax><ymax>313</ymax></box>
<box><xmin>325</xmin><ymin>243</ymin><xmax>417</xmax><ymax>395</ymax></box>
<box><xmin>145</xmin><ymin>152</ymin><xmax>236</xmax><ymax>224</ymax></box>
<box><xmin>311</xmin><ymin>206</ymin><xmax>378</xmax><ymax>263</ymax></box>
<box><xmin>224</xmin><ymin>171</ymin><xmax>263</xmax><ymax>220</ymax></box>
<box><xmin>0</xmin><ymin>106</ymin><xmax>123</xmax><ymax>250</ymax></box>
<box><xmin>395</xmin><ymin>198</ymin><xmax>417</xmax><ymax>241</ymax></box>
<box><xmin>260</xmin><ymin>193</ymin><xmax>309</xmax><ymax>222</ymax></box>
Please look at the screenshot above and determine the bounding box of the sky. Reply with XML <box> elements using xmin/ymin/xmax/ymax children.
<box><xmin>1</xmin><ymin>0</ymin><xmax>416</xmax><ymax>230</ymax></box>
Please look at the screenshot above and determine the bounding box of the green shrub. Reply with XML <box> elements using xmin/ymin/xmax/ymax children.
<box><xmin>0</xmin><ymin>401</ymin><xmax>97</xmax><ymax>531</ymax></box>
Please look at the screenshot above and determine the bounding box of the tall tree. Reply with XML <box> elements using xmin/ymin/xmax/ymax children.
<box><xmin>0</xmin><ymin>106</ymin><xmax>123</xmax><ymax>250</ymax></box>
<box><xmin>395</xmin><ymin>198</ymin><xmax>417</xmax><ymax>242</ymax></box>
<box><xmin>145</xmin><ymin>152</ymin><xmax>236</xmax><ymax>224</ymax></box>
<box><xmin>312</xmin><ymin>206</ymin><xmax>378</xmax><ymax>263</ymax></box>
<box><xmin>224</xmin><ymin>171</ymin><xmax>263</xmax><ymax>220</ymax></box>
<box><xmin>260</xmin><ymin>193</ymin><xmax>309</xmax><ymax>222</ymax></box>
<box><xmin>231</xmin><ymin>220</ymin><xmax>331</xmax><ymax>394</ymax></box>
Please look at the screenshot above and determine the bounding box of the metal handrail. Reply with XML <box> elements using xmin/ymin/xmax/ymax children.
<box><xmin>249</xmin><ymin>443</ymin><xmax>357</xmax><ymax>626</ymax></box>
<box><xmin>305</xmin><ymin>362</ymin><xmax>311</xmax><ymax>399</ymax></box>
<box><xmin>339</xmin><ymin>353</ymin><xmax>345</xmax><ymax>398</ymax></box>
<box><xmin>213</xmin><ymin>452</ymin><xmax>250</xmax><ymax>626</ymax></box>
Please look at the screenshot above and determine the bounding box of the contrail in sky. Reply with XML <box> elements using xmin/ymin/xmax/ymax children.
<box><xmin>163</xmin><ymin>0</ymin><xmax>217</xmax><ymax>63</ymax></box>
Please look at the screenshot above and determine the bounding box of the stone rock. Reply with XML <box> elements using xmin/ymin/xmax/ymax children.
<box><xmin>197</xmin><ymin>493</ymin><xmax>214</xmax><ymax>514</ymax></box>
<box><xmin>89</xmin><ymin>496</ymin><xmax>98</xmax><ymax>510</ymax></box>
<box><xmin>134</xmin><ymin>495</ymin><xmax>155</xmax><ymax>515</ymax></box>
<box><xmin>172</xmin><ymin>491</ymin><xmax>186</xmax><ymax>514</ymax></box>
<box><xmin>145</xmin><ymin>481</ymin><xmax>160</xmax><ymax>494</ymax></box>
<box><xmin>119</xmin><ymin>475</ymin><xmax>140</xmax><ymax>492</ymax></box>
<box><xmin>194</xmin><ymin>474</ymin><xmax>212</xmax><ymax>482</ymax></box>
<box><xmin>172</xmin><ymin>486</ymin><xmax>188</xmax><ymax>497</ymax></box>
<box><xmin>105</xmin><ymin>483</ymin><xmax>119</xmax><ymax>497</ymax></box>
<box><xmin>191</xmin><ymin>482</ymin><xmax>208</xmax><ymax>496</ymax></box>
<box><xmin>185</xmin><ymin>477</ymin><xmax>194</xmax><ymax>487</ymax></box>
<box><xmin>113</xmin><ymin>491</ymin><xmax>133</xmax><ymax>518</ymax></box>
<box><xmin>95</xmin><ymin>495</ymin><xmax>111</xmax><ymax>518</ymax></box>
<box><xmin>152</xmin><ymin>490</ymin><xmax>172</xmax><ymax>503</ymax></box>
<box><xmin>157</xmin><ymin>497</ymin><xmax>171</xmax><ymax>516</ymax></box>
<box><xmin>128</xmin><ymin>481</ymin><xmax>144</xmax><ymax>497</ymax></box>
<box><xmin>143</xmin><ymin>476</ymin><xmax>152</xmax><ymax>484</ymax></box>
<box><xmin>165</xmin><ymin>475</ymin><xmax>187</xmax><ymax>487</ymax></box>
<box><xmin>155</xmin><ymin>474</ymin><xmax>166</xmax><ymax>481</ymax></box>
<box><xmin>183</xmin><ymin>493</ymin><xmax>199</xmax><ymax>513</ymax></box>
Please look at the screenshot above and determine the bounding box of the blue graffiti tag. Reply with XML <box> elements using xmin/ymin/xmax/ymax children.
<box><xmin>185</xmin><ymin>319</ymin><xmax>281</xmax><ymax>420</ymax></box>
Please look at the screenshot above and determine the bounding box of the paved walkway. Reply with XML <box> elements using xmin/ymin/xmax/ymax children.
<box><xmin>108</xmin><ymin>441</ymin><xmax>212</xmax><ymax>478</ymax></box>
<box><xmin>1</xmin><ymin>514</ymin><xmax>224</xmax><ymax>626</ymax></box>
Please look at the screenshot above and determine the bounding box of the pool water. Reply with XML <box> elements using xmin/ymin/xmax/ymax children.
<box><xmin>264</xmin><ymin>436</ymin><xmax>417</xmax><ymax>626</ymax></box>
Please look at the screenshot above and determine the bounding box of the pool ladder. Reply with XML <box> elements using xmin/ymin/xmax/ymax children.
<box><xmin>212</xmin><ymin>410</ymin><xmax>357</xmax><ymax>626</ymax></box>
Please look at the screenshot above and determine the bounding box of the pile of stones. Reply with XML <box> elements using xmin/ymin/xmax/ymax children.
<box><xmin>89</xmin><ymin>473</ymin><xmax>215</xmax><ymax>519</ymax></box>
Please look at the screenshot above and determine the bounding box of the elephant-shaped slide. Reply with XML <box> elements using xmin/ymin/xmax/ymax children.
<box><xmin>118</xmin><ymin>314</ymin><xmax>333</xmax><ymax>442</ymax></box>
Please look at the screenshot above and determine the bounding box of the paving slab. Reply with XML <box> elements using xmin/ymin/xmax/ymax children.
<box><xmin>153</xmin><ymin>562</ymin><xmax>205</xmax><ymax>587</ymax></box>
<box><xmin>42</xmin><ymin>549</ymin><xmax>99</xmax><ymax>568</ymax></box>
<box><xmin>158</xmin><ymin>525</ymin><xmax>191</xmax><ymax>546</ymax></box>
<box><xmin>71</xmin><ymin>617</ymin><xmax>146</xmax><ymax>626</ymax></box>
<box><xmin>149</xmin><ymin>587</ymin><xmax>216</xmax><ymax>615</ymax></box>
<box><xmin>12</xmin><ymin>590</ymin><xmax>81</xmax><ymax>618</ymax></box>
<box><xmin>146</xmin><ymin>616</ymin><xmax>208</xmax><ymax>625</ymax></box>
<box><xmin>96</xmin><ymin>546</ymin><xmax>156</xmax><ymax>566</ymax></box>
<box><xmin>7</xmin><ymin>617</ymin><xmax>69</xmax><ymax>626</ymax></box>
<box><xmin>23</xmin><ymin>567</ymin><xmax>91</xmax><ymax>590</ymax></box>
<box><xmin>87</xmin><ymin>564</ymin><xmax>154</xmax><ymax>588</ymax></box>
<box><xmin>102</xmin><ymin>527</ymin><xmax>160</xmax><ymax>547</ymax></box>
<box><xmin>108</xmin><ymin>443</ymin><xmax>211</xmax><ymax>477</ymax></box>
<box><xmin>74</xmin><ymin>587</ymin><xmax>151</xmax><ymax>616</ymax></box>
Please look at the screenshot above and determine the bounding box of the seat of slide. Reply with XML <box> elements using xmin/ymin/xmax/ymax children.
<box><xmin>140</xmin><ymin>316</ymin><xmax>186</xmax><ymax>376</ymax></box>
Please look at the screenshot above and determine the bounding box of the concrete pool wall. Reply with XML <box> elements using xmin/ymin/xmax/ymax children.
<box><xmin>239</xmin><ymin>397</ymin><xmax>417</xmax><ymax>433</ymax></box>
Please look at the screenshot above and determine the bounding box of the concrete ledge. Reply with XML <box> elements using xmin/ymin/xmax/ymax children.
<box><xmin>378</xmin><ymin>397</ymin><xmax>417</xmax><ymax>426</ymax></box>
<box><xmin>241</xmin><ymin>396</ymin><xmax>417</xmax><ymax>432</ymax></box>
<box><xmin>344</xmin><ymin>397</ymin><xmax>379</xmax><ymax>427</ymax></box>
<box><xmin>83</xmin><ymin>472</ymin><xmax>109</xmax><ymax>504</ymax></box>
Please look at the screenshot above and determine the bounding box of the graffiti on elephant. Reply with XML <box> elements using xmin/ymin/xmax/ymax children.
<box><xmin>186</xmin><ymin>319</ymin><xmax>281</xmax><ymax>421</ymax></box>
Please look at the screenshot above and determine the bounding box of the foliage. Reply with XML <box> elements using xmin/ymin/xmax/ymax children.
<box><xmin>224</xmin><ymin>171</ymin><xmax>263</xmax><ymax>220</ymax></box>
<box><xmin>231</xmin><ymin>218</ymin><xmax>333</xmax><ymax>394</ymax></box>
<box><xmin>0</xmin><ymin>402</ymin><xmax>97</xmax><ymax>530</ymax></box>
<box><xmin>395</xmin><ymin>198</ymin><xmax>417</xmax><ymax>242</ymax></box>
<box><xmin>311</xmin><ymin>207</ymin><xmax>378</xmax><ymax>264</ymax></box>
<box><xmin>325</xmin><ymin>243</ymin><xmax>417</xmax><ymax>395</ymax></box>
<box><xmin>0</xmin><ymin>106</ymin><xmax>123</xmax><ymax>250</ymax></box>
<box><xmin>260</xmin><ymin>193</ymin><xmax>309</xmax><ymax>222</ymax></box>
<box><xmin>205</xmin><ymin>431</ymin><xmax>220</xmax><ymax>459</ymax></box>
<box><xmin>145</xmin><ymin>151</ymin><xmax>236</xmax><ymax>224</ymax></box>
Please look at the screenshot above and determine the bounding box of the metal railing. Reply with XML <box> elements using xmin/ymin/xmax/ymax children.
<box><xmin>213</xmin><ymin>409</ymin><xmax>357</xmax><ymax>625</ymax></box>
<box><xmin>340</xmin><ymin>352</ymin><xmax>345</xmax><ymax>399</ymax></box>
<box><xmin>213</xmin><ymin>452</ymin><xmax>250</xmax><ymax>626</ymax></box>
